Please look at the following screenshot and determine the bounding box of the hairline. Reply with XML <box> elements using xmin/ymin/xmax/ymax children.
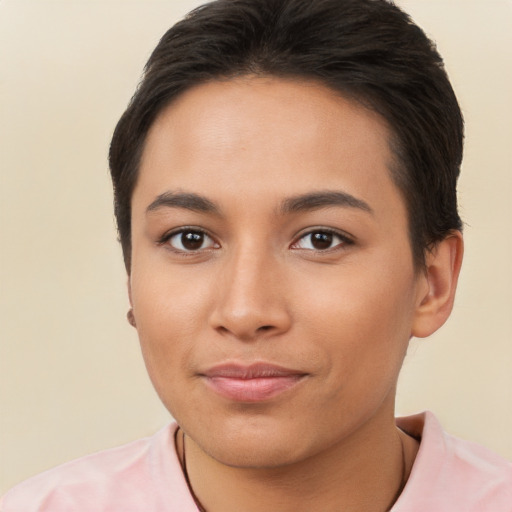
<box><xmin>122</xmin><ymin>73</ymin><xmax>425</xmax><ymax>272</ymax></box>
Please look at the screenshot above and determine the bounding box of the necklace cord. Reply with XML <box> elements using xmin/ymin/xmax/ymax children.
<box><xmin>180</xmin><ymin>430</ymin><xmax>207</xmax><ymax>512</ymax></box>
<box><xmin>385</xmin><ymin>431</ymin><xmax>407</xmax><ymax>511</ymax></box>
<box><xmin>177</xmin><ymin>427</ymin><xmax>407</xmax><ymax>512</ymax></box>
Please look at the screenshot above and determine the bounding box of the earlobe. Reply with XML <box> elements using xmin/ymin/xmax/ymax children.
<box><xmin>127</xmin><ymin>309</ymin><xmax>137</xmax><ymax>327</ymax></box>
<box><xmin>411</xmin><ymin>231</ymin><xmax>464</xmax><ymax>338</ymax></box>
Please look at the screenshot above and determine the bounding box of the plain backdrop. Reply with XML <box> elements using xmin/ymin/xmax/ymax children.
<box><xmin>1</xmin><ymin>0</ymin><xmax>511</xmax><ymax>494</ymax></box>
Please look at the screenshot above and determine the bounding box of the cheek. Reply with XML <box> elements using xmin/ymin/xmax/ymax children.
<box><xmin>131</xmin><ymin>256</ymin><xmax>215</xmax><ymax>328</ymax></box>
<box><xmin>129</xmin><ymin>263</ymin><xmax>214</xmax><ymax>388</ymax></box>
<box><xmin>294</xmin><ymin>260</ymin><xmax>417</xmax><ymax>376</ymax></box>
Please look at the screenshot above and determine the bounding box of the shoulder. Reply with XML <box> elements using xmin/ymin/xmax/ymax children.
<box><xmin>394</xmin><ymin>411</ymin><xmax>512</xmax><ymax>512</ymax></box>
<box><xmin>0</xmin><ymin>423</ymin><xmax>196</xmax><ymax>512</ymax></box>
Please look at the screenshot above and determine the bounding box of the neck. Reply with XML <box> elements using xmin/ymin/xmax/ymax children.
<box><xmin>176</xmin><ymin>409</ymin><xmax>418</xmax><ymax>512</ymax></box>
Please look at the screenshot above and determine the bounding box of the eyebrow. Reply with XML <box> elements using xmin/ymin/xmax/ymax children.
<box><xmin>280</xmin><ymin>191</ymin><xmax>373</xmax><ymax>215</ymax></box>
<box><xmin>146</xmin><ymin>189</ymin><xmax>373</xmax><ymax>217</ymax></box>
<box><xmin>146</xmin><ymin>191</ymin><xmax>220</xmax><ymax>215</ymax></box>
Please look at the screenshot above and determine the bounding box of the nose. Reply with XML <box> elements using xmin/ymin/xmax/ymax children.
<box><xmin>209</xmin><ymin>245</ymin><xmax>292</xmax><ymax>342</ymax></box>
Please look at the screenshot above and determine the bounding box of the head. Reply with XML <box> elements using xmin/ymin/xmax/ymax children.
<box><xmin>108</xmin><ymin>0</ymin><xmax>464</xmax><ymax>469</ymax></box>
<box><xmin>110</xmin><ymin>0</ymin><xmax>463</xmax><ymax>272</ymax></box>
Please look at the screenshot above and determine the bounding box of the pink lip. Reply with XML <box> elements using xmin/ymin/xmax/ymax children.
<box><xmin>201</xmin><ymin>363</ymin><xmax>307</xmax><ymax>402</ymax></box>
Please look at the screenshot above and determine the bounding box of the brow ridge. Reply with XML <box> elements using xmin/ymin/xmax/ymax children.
<box><xmin>280</xmin><ymin>191</ymin><xmax>373</xmax><ymax>215</ymax></box>
<box><xmin>146</xmin><ymin>191</ymin><xmax>219</xmax><ymax>214</ymax></box>
<box><xmin>146</xmin><ymin>189</ymin><xmax>372</xmax><ymax>217</ymax></box>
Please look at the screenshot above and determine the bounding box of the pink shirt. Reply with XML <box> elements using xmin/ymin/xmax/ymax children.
<box><xmin>2</xmin><ymin>412</ymin><xmax>511</xmax><ymax>511</ymax></box>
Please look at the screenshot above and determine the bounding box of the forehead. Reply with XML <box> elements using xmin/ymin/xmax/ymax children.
<box><xmin>134</xmin><ymin>77</ymin><xmax>405</xmax><ymax>221</ymax></box>
<box><xmin>147</xmin><ymin>77</ymin><xmax>391</xmax><ymax>156</ymax></box>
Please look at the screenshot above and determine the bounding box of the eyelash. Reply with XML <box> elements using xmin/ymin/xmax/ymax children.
<box><xmin>291</xmin><ymin>228</ymin><xmax>354</xmax><ymax>252</ymax></box>
<box><xmin>158</xmin><ymin>227</ymin><xmax>354</xmax><ymax>254</ymax></box>
<box><xmin>158</xmin><ymin>227</ymin><xmax>218</xmax><ymax>255</ymax></box>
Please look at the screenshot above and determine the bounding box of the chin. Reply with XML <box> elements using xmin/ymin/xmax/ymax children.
<box><xmin>203</xmin><ymin>435</ymin><xmax>305</xmax><ymax>469</ymax></box>
<box><xmin>185</xmin><ymin>412</ymin><xmax>313</xmax><ymax>469</ymax></box>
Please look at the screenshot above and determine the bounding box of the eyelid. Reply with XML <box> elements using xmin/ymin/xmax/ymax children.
<box><xmin>158</xmin><ymin>226</ymin><xmax>220</xmax><ymax>252</ymax></box>
<box><xmin>290</xmin><ymin>227</ymin><xmax>354</xmax><ymax>251</ymax></box>
<box><xmin>157</xmin><ymin>225</ymin><xmax>353</xmax><ymax>253</ymax></box>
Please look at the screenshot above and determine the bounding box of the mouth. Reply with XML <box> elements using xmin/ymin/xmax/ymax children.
<box><xmin>200</xmin><ymin>362</ymin><xmax>308</xmax><ymax>402</ymax></box>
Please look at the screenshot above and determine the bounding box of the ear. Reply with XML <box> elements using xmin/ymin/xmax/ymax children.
<box><xmin>411</xmin><ymin>231</ymin><xmax>464</xmax><ymax>338</ymax></box>
<box><xmin>126</xmin><ymin>276</ymin><xmax>137</xmax><ymax>328</ymax></box>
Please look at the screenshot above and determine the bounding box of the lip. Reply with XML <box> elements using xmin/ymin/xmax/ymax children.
<box><xmin>200</xmin><ymin>362</ymin><xmax>307</xmax><ymax>402</ymax></box>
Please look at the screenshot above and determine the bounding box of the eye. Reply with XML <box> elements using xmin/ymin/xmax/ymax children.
<box><xmin>292</xmin><ymin>229</ymin><xmax>352</xmax><ymax>251</ymax></box>
<box><xmin>164</xmin><ymin>229</ymin><xmax>218</xmax><ymax>252</ymax></box>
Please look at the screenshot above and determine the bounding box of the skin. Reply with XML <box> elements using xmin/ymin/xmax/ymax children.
<box><xmin>129</xmin><ymin>77</ymin><xmax>463</xmax><ymax>511</ymax></box>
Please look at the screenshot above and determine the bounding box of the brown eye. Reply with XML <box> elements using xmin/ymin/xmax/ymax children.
<box><xmin>293</xmin><ymin>230</ymin><xmax>350</xmax><ymax>251</ymax></box>
<box><xmin>310</xmin><ymin>232</ymin><xmax>333</xmax><ymax>250</ymax></box>
<box><xmin>181</xmin><ymin>232</ymin><xmax>204</xmax><ymax>250</ymax></box>
<box><xmin>167</xmin><ymin>230</ymin><xmax>216</xmax><ymax>252</ymax></box>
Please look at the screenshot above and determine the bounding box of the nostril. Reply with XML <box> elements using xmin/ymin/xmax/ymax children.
<box><xmin>257</xmin><ymin>325</ymin><xmax>274</xmax><ymax>332</ymax></box>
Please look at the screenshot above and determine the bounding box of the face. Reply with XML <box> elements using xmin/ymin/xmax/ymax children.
<box><xmin>129</xmin><ymin>77</ymin><xmax>428</xmax><ymax>468</ymax></box>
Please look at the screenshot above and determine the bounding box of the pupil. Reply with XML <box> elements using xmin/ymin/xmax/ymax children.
<box><xmin>182</xmin><ymin>232</ymin><xmax>204</xmax><ymax>250</ymax></box>
<box><xmin>312</xmin><ymin>232</ymin><xmax>332</xmax><ymax>250</ymax></box>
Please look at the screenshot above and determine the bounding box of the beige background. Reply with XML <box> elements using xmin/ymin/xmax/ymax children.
<box><xmin>1</xmin><ymin>0</ymin><xmax>511</xmax><ymax>494</ymax></box>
